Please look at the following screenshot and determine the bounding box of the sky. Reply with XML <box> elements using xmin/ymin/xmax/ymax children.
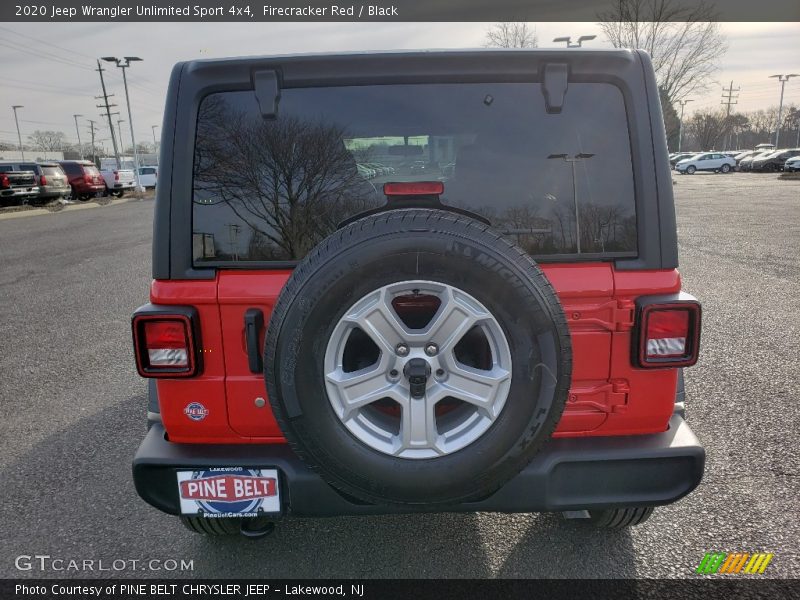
<box><xmin>0</xmin><ymin>21</ymin><xmax>798</xmax><ymax>150</ymax></box>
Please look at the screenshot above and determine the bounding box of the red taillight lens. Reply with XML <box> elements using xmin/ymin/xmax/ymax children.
<box><xmin>637</xmin><ymin>303</ymin><xmax>701</xmax><ymax>368</ymax></box>
<box><xmin>39</xmin><ymin>175</ymin><xmax>47</xmax><ymax>186</ymax></box>
<box><xmin>132</xmin><ymin>315</ymin><xmax>197</xmax><ymax>377</ymax></box>
<box><xmin>384</xmin><ymin>181</ymin><xmax>444</xmax><ymax>196</ymax></box>
<box><xmin>84</xmin><ymin>174</ymin><xmax>92</xmax><ymax>184</ymax></box>
<box><xmin>0</xmin><ymin>174</ymin><xmax>9</xmax><ymax>188</ymax></box>
<box><xmin>114</xmin><ymin>171</ymin><xmax>119</xmax><ymax>181</ymax></box>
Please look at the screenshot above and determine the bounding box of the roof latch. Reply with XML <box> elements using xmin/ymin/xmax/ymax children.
<box><xmin>252</xmin><ymin>70</ymin><xmax>280</xmax><ymax>118</ymax></box>
<box><xmin>542</xmin><ymin>63</ymin><xmax>569</xmax><ymax>114</ymax></box>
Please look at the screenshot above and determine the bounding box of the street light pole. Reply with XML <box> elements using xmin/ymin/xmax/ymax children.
<box><xmin>102</xmin><ymin>56</ymin><xmax>144</xmax><ymax>190</ymax></box>
<box><xmin>547</xmin><ymin>153</ymin><xmax>595</xmax><ymax>254</ymax></box>
<box><xmin>11</xmin><ymin>105</ymin><xmax>24</xmax><ymax>160</ymax></box>
<box><xmin>73</xmin><ymin>114</ymin><xmax>84</xmax><ymax>160</ymax></box>
<box><xmin>678</xmin><ymin>99</ymin><xmax>693</xmax><ymax>153</ymax></box>
<box><xmin>117</xmin><ymin>119</ymin><xmax>126</xmax><ymax>156</ymax></box>
<box><xmin>553</xmin><ymin>35</ymin><xmax>596</xmax><ymax>48</ymax></box>
<box><xmin>769</xmin><ymin>74</ymin><xmax>798</xmax><ymax>147</ymax></box>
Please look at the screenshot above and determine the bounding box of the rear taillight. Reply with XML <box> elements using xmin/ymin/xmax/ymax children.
<box><xmin>39</xmin><ymin>175</ymin><xmax>47</xmax><ymax>186</ymax></box>
<box><xmin>114</xmin><ymin>171</ymin><xmax>119</xmax><ymax>181</ymax></box>
<box><xmin>84</xmin><ymin>174</ymin><xmax>92</xmax><ymax>184</ymax></box>
<box><xmin>0</xmin><ymin>174</ymin><xmax>9</xmax><ymax>188</ymax></box>
<box><xmin>132</xmin><ymin>313</ymin><xmax>198</xmax><ymax>377</ymax></box>
<box><xmin>636</xmin><ymin>302</ymin><xmax>701</xmax><ymax>368</ymax></box>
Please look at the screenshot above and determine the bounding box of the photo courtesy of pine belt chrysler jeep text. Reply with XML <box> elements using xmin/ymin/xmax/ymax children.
<box><xmin>131</xmin><ymin>49</ymin><xmax>704</xmax><ymax>537</ymax></box>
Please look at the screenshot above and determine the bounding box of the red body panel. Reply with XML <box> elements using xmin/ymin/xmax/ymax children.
<box><xmin>149</xmin><ymin>265</ymin><xmax>682</xmax><ymax>444</ymax></box>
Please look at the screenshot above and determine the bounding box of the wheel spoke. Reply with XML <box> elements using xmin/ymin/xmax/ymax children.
<box><xmin>397</xmin><ymin>396</ymin><xmax>440</xmax><ymax>454</ymax></box>
<box><xmin>426</xmin><ymin>288</ymin><xmax>488</xmax><ymax>351</ymax></box>
<box><xmin>326</xmin><ymin>367</ymin><xmax>392</xmax><ymax>419</ymax></box>
<box><xmin>440</xmin><ymin>363</ymin><xmax>510</xmax><ymax>417</ymax></box>
<box><xmin>342</xmin><ymin>289</ymin><xmax>408</xmax><ymax>354</ymax></box>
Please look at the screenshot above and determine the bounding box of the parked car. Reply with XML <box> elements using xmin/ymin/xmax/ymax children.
<box><xmin>733</xmin><ymin>150</ymin><xmax>758</xmax><ymax>166</ymax></box>
<box><xmin>137</xmin><ymin>166</ymin><xmax>158</xmax><ymax>188</ymax></box>
<box><xmin>58</xmin><ymin>160</ymin><xmax>105</xmax><ymax>201</ymax></box>
<box><xmin>750</xmin><ymin>149</ymin><xmax>800</xmax><ymax>172</ymax></box>
<box><xmin>738</xmin><ymin>151</ymin><xmax>773</xmax><ymax>172</ymax></box>
<box><xmin>98</xmin><ymin>165</ymin><xmax>136</xmax><ymax>197</ymax></box>
<box><xmin>669</xmin><ymin>152</ymin><xmax>695</xmax><ymax>168</ymax></box>
<box><xmin>0</xmin><ymin>162</ymin><xmax>39</xmax><ymax>205</ymax></box>
<box><xmin>131</xmin><ymin>49</ymin><xmax>704</xmax><ymax>538</ymax></box>
<box><xmin>0</xmin><ymin>161</ymin><xmax>69</xmax><ymax>203</ymax></box>
<box><xmin>784</xmin><ymin>155</ymin><xmax>800</xmax><ymax>172</ymax></box>
<box><xmin>356</xmin><ymin>164</ymin><xmax>375</xmax><ymax>179</ymax></box>
<box><xmin>675</xmin><ymin>152</ymin><xmax>736</xmax><ymax>174</ymax></box>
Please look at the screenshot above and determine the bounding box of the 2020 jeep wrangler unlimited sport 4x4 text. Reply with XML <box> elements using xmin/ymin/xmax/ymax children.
<box><xmin>131</xmin><ymin>49</ymin><xmax>704</xmax><ymax>537</ymax></box>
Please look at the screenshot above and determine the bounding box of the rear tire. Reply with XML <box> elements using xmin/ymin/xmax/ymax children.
<box><xmin>686</xmin><ymin>165</ymin><xmax>696</xmax><ymax>174</ymax></box>
<box><xmin>588</xmin><ymin>507</ymin><xmax>654</xmax><ymax>529</ymax></box>
<box><xmin>721</xmin><ymin>164</ymin><xmax>731</xmax><ymax>173</ymax></box>
<box><xmin>264</xmin><ymin>209</ymin><xmax>572</xmax><ymax>506</ymax></box>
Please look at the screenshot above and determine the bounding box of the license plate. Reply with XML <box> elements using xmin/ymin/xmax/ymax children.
<box><xmin>176</xmin><ymin>468</ymin><xmax>280</xmax><ymax>516</ymax></box>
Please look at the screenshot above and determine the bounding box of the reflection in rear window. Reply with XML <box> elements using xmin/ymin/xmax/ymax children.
<box><xmin>192</xmin><ymin>83</ymin><xmax>637</xmax><ymax>264</ymax></box>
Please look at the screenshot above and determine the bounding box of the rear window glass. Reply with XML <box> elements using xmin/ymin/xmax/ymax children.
<box><xmin>41</xmin><ymin>166</ymin><xmax>63</xmax><ymax>176</ymax></box>
<box><xmin>83</xmin><ymin>166</ymin><xmax>100</xmax><ymax>176</ymax></box>
<box><xmin>192</xmin><ymin>82</ymin><xmax>637</xmax><ymax>265</ymax></box>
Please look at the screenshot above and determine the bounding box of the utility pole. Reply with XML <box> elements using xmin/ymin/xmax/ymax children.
<box><xmin>87</xmin><ymin>119</ymin><xmax>98</xmax><ymax>164</ymax></box>
<box><xmin>102</xmin><ymin>56</ymin><xmax>144</xmax><ymax>191</ymax></box>
<box><xmin>678</xmin><ymin>99</ymin><xmax>693</xmax><ymax>153</ymax></box>
<box><xmin>151</xmin><ymin>125</ymin><xmax>159</xmax><ymax>156</ymax></box>
<box><xmin>769</xmin><ymin>74</ymin><xmax>798</xmax><ymax>147</ymax></box>
<box><xmin>11</xmin><ymin>105</ymin><xmax>24</xmax><ymax>160</ymax></box>
<box><xmin>95</xmin><ymin>59</ymin><xmax>121</xmax><ymax>168</ymax></box>
<box><xmin>73</xmin><ymin>114</ymin><xmax>84</xmax><ymax>159</ymax></box>
<box><xmin>720</xmin><ymin>81</ymin><xmax>739</xmax><ymax>150</ymax></box>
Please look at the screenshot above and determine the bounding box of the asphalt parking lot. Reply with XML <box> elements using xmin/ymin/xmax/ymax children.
<box><xmin>0</xmin><ymin>173</ymin><xmax>797</xmax><ymax>579</ymax></box>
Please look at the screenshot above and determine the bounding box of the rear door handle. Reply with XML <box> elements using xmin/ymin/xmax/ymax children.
<box><xmin>244</xmin><ymin>308</ymin><xmax>264</xmax><ymax>374</ymax></box>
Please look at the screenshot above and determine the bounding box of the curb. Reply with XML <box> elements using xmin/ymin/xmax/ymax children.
<box><xmin>0</xmin><ymin>197</ymin><xmax>138</xmax><ymax>221</ymax></box>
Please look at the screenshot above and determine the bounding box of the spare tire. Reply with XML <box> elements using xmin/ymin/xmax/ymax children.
<box><xmin>264</xmin><ymin>209</ymin><xmax>571</xmax><ymax>505</ymax></box>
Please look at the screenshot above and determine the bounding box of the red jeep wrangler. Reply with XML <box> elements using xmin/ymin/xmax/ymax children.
<box><xmin>132</xmin><ymin>50</ymin><xmax>704</xmax><ymax>537</ymax></box>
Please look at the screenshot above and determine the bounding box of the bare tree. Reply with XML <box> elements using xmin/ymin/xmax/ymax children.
<box><xmin>484</xmin><ymin>22</ymin><xmax>538</xmax><ymax>48</ymax></box>
<box><xmin>597</xmin><ymin>0</ymin><xmax>726</xmax><ymax>103</ymax></box>
<box><xmin>193</xmin><ymin>96</ymin><xmax>378</xmax><ymax>260</ymax></box>
<box><xmin>27</xmin><ymin>130</ymin><xmax>66</xmax><ymax>152</ymax></box>
<box><xmin>686</xmin><ymin>109</ymin><xmax>729</xmax><ymax>150</ymax></box>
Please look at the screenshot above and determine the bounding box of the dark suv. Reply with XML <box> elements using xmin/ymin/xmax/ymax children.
<box><xmin>132</xmin><ymin>50</ymin><xmax>704</xmax><ymax>537</ymax></box>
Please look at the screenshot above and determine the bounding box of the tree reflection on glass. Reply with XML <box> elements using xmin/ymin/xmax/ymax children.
<box><xmin>193</xmin><ymin>96</ymin><xmax>379</xmax><ymax>261</ymax></box>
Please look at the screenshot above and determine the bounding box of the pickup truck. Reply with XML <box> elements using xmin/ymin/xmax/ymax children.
<box><xmin>99</xmin><ymin>167</ymin><xmax>136</xmax><ymax>197</ymax></box>
<box><xmin>0</xmin><ymin>163</ymin><xmax>39</xmax><ymax>205</ymax></box>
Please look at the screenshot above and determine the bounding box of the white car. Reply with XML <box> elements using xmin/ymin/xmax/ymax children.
<box><xmin>675</xmin><ymin>152</ymin><xmax>736</xmax><ymax>174</ymax></box>
<box><xmin>137</xmin><ymin>166</ymin><xmax>158</xmax><ymax>188</ymax></box>
<box><xmin>99</xmin><ymin>167</ymin><xmax>136</xmax><ymax>196</ymax></box>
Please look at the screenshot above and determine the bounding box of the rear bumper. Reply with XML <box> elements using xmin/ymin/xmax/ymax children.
<box><xmin>38</xmin><ymin>186</ymin><xmax>70</xmax><ymax>198</ymax></box>
<box><xmin>133</xmin><ymin>414</ymin><xmax>705</xmax><ymax>518</ymax></box>
<box><xmin>1</xmin><ymin>187</ymin><xmax>38</xmax><ymax>198</ymax></box>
